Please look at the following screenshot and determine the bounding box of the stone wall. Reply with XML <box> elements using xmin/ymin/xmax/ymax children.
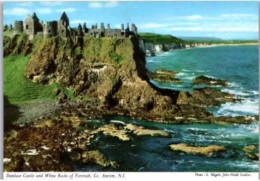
<box><xmin>44</xmin><ymin>21</ymin><xmax>57</xmax><ymax>38</ymax></box>
<box><xmin>13</xmin><ymin>12</ymin><xmax>138</xmax><ymax>39</ymax></box>
<box><xmin>14</xmin><ymin>21</ymin><xmax>23</xmax><ymax>35</ymax></box>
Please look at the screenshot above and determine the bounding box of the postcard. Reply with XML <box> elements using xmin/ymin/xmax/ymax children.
<box><xmin>2</xmin><ymin>1</ymin><xmax>259</xmax><ymax>179</ymax></box>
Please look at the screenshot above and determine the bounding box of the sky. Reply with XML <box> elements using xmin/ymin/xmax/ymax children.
<box><xmin>3</xmin><ymin>1</ymin><xmax>259</xmax><ymax>40</ymax></box>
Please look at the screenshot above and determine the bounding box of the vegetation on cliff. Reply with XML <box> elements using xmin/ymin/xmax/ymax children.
<box><xmin>3</xmin><ymin>34</ymin><xmax>75</xmax><ymax>104</ymax></box>
<box><xmin>4</xmin><ymin>33</ymin><xmax>256</xmax><ymax>124</ymax></box>
<box><xmin>138</xmin><ymin>32</ymin><xmax>185</xmax><ymax>44</ymax></box>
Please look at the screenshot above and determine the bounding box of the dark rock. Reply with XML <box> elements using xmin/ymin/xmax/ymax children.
<box><xmin>192</xmin><ymin>75</ymin><xmax>228</xmax><ymax>86</ymax></box>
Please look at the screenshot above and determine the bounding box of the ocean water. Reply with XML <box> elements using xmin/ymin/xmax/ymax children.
<box><xmin>147</xmin><ymin>45</ymin><xmax>259</xmax><ymax>117</ymax></box>
<box><xmin>77</xmin><ymin>45</ymin><xmax>259</xmax><ymax>172</ymax></box>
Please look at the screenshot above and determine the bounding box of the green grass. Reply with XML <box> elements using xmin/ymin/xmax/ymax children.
<box><xmin>4</xmin><ymin>55</ymin><xmax>75</xmax><ymax>104</ymax></box>
<box><xmin>109</xmin><ymin>52</ymin><xmax>124</xmax><ymax>63</ymax></box>
<box><xmin>138</xmin><ymin>32</ymin><xmax>185</xmax><ymax>44</ymax></box>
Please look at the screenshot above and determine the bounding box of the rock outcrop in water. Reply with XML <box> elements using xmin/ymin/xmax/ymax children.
<box><xmin>147</xmin><ymin>69</ymin><xmax>182</xmax><ymax>82</ymax></box>
<box><xmin>169</xmin><ymin>143</ymin><xmax>226</xmax><ymax>156</ymax></box>
<box><xmin>242</xmin><ymin>145</ymin><xmax>259</xmax><ymax>160</ymax></box>
<box><xmin>192</xmin><ymin>75</ymin><xmax>228</xmax><ymax>86</ymax></box>
<box><xmin>177</xmin><ymin>87</ymin><xmax>240</xmax><ymax>106</ymax></box>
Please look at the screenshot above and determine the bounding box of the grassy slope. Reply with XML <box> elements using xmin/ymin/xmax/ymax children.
<box><xmin>4</xmin><ymin>54</ymin><xmax>74</xmax><ymax>104</ymax></box>
<box><xmin>138</xmin><ymin>33</ymin><xmax>185</xmax><ymax>44</ymax></box>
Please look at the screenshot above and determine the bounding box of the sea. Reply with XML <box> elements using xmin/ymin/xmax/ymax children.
<box><xmin>77</xmin><ymin>45</ymin><xmax>259</xmax><ymax>172</ymax></box>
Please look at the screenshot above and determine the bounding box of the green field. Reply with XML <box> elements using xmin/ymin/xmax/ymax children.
<box><xmin>4</xmin><ymin>55</ymin><xmax>74</xmax><ymax>104</ymax></box>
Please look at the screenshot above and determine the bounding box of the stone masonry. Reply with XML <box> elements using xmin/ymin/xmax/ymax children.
<box><xmin>12</xmin><ymin>12</ymin><xmax>138</xmax><ymax>39</ymax></box>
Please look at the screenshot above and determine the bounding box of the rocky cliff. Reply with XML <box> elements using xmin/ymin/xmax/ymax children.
<box><xmin>139</xmin><ymin>39</ymin><xmax>183</xmax><ymax>56</ymax></box>
<box><xmin>4</xmin><ymin>34</ymin><xmax>256</xmax><ymax>124</ymax></box>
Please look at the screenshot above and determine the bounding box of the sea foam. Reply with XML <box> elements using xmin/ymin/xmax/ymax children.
<box><xmin>215</xmin><ymin>99</ymin><xmax>259</xmax><ymax>116</ymax></box>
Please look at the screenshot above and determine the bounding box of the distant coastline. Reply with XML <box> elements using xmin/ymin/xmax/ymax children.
<box><xmin>190</xmin><ymin>42</ymin><xmax>258</xmax><ymax>48</ymax></box>
<box><xmin>138</xmin><ymin>32</ymin><xmax>258</xmax><ymax>56</ymax></box>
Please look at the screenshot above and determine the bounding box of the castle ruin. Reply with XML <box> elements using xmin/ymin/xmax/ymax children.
<box><xmin>12</xmin><ymin>12</ymin><xmax>138</xmax><ymax>39</ymax></box>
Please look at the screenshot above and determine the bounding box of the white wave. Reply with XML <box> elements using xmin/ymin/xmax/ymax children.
<box><xmin>227</xmin><ymin>82</ymin><xmax>243</xmax><ymax>88</ymax></box>
<box><xmin>147</xmin><ymin>59</ymin><xmax>159</xmax><ymax>63</ymax></box>
<box><xmin>222</xmin><ymin>88</ymin><xmax>253</xmax><ymax>96</ymax></box>
<box><xmin>215</xmin><ymin>99</ymin><xmax>259</xmax><ymax>116</ymax></box>
<box><xmin>250</xmin><ymin>90</ymin><xmax>259</xmax><ymax>95</ymax></box>
<box><xmin>196</xmin><ymin>70</ymin><xmax>210</xmax><ymax>73</ymax></box>
<box><xmin>110</xmin><ymin>120</ymin><xmax>126</xmax><ymax>125</ymax></box>
<box><xmin>239</xmin><ymin>121</ymin><xmax>259</xmax><ymax>133</ymax></box>
<box><xmin>176</xmin><ymin>72</ymin><xmax>196</xmax><ymax>80</ymax></box>
<box><xmin>227</xmin><ymin>160</ymin><xmax>258</xmax><ymax>170</ymax></box>
<box><xmin>187</xmin><ymin>128</ymin><xmax>208</xmax><ymax>132</ymax></box>
<box><xmin>157</xmin><ymin>52</ymin><xmax>170</xmax><ymax>57</ymax></box>
<box><xmin>182</xmin><ymin>69</ymin><xmax>191</xmax><ymax>72</ymax></box>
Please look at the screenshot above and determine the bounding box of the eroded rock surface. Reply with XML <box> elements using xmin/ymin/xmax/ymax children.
<box><xmin>125</xmin><ymin>123</ymin><xmax>170</xmax><ymax>137</ymax></box>
<box><xmin>243</xmin><ymin>145</ymin><xmax>259</xmax><ymax>160</ymax></box>
<box><xmin>177</xmin><ymin>88</ymin><xmax>240</xmax><ymax>106</ymax></box>
<box><xmin>4</xmin><ymin>116</ymin><xmax>117</xmax><ymax>171</ymax></box>
<box><xmin>147</xmin><ymin>69</ymin><xmax>182</xmax><ymax>82</ymax></box>
<box><xmin>192</xmin><ymin>75</ymin><xmax>228</xmax><ymax>86</ymax></box>
<box><xmin>169</xmin><ymin>143</ymin><xmax>226</xmax><ymax>156</ymax></box>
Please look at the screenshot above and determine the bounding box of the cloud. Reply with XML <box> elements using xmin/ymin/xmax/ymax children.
<box><xmin>171</xmin><ymin>27</ymin><xmax>203</xmax><ymax>31</ymax></box>
<box><xmin>18</xmin><ymin>2</ymin><xmax>33</xmax><ymax>6</ymax></box>
<box><xmin>138</xmin><ymin>22</ymin><xmax>199</xmax><ymax>29</ymax></box>
<box><xmin>178</xmin><ymin>15</ymin><xmax>220</xmax><ymax>21</ymax></box>
<box><xmin>70</xmin><ymin>19</ymin><xmax>92</xmax><ymax>25</ymax></box>
<box><xmin>170</xmin><ymin>26</ymin><xmax>258</xmax><ymax>32</ymax></box>
<box><xmin>36</xmin><ymin>8</ymin><xmax>52</xmax><ymax>14</ymax></box>
<box><xmin>4</xmin><ymin>7</ymin><xmax>31</xmax><ymax>16</ymax></box>
<box><xmin>4</xmin><ymin>7</ymin><xmax>53</xmax><ymax>16</ymax></box>
<box><xmin>181</xmin><ymin>15</ymin><xmax>204</xmax><ymax>20</ymax></box>
<box><xmin>40</xmin><ymin>2</ymin><xmax>63</xmax><ymax>6</ymax></box>
<box><xmin>88</xmin><ymin>1</ymin><xmax>119</xmax><ymax>8</ymax></box>
<box><xmin>139</xmin><ymin>23</ymin><xmax>169</xmax><ymax>29</ymax></box>
<box><xmin>213</xmin><ymin>27</ymin><xmax>258</xmax><ymax>32</ymax></box>
<box><xmin>56</xmin><ymin>8</ymin><xmax>76</xmax><ymax>13</ymax></box>
<box><xmin>221</xmin><ymin>13</ymin><xmax>257</xmax><ymax>18</ymax></box>
<box><xmin>114</xmin><ymin>24</ymin><xmax>121</xmax><ymax>29</ymax></box>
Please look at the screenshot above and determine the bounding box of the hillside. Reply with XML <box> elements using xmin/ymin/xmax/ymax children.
<box><xmin>138</xmin><ymin>32</ymin><xmax>185</xmax><ymax>44</ymax></box>
<box><xmin>4</xmin><ymin>33</ymin><xmax>234</xmax><ymax>124</ymax></box>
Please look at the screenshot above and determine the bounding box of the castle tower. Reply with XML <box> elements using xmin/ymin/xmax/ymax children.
<box><xmin>83</xmin><ymin>22</ymin><xmax>88</xmax><ymax>33</ymax></box>
<box><xmin>125</xmin><ymin>23</ymin><xmax>130</xmax><ymax>37</ymax></box>
<box><xmin>107</xmin><ymin>24</ymin><xmax>110</xmax><ymax>29</ymax></box>
<box><xmin>23</xmin><ymin>12</ymin><xmax>43</xmax><ymax>37</ymax></box>
<box><xmin>59</xmin><ymin>12</ymin><xmax>69</xmax><ymax>26</ymax></box>
<box><xmin>44</xmin><ymin>21</ymin><xmax>57</xmax><ymax>38</ymax></box>
<box><xmin>58</xmin><ymin>12</ymin><xmax>70</xmax><ymax>37</ymax></box>
<box><xmin>78</xmin><ymin>23</ymin><xmax>83</xmax><ymax>36</ymax></box>
<box><xmin>100</xmin><ymin>22</ymin><xmax>105</xmax><ymax>30</ymax></box>
<box><xmin>121</xmin><ymin>24</ymin><xmax>124</xmax><ymax>32</ymax></box>
<box><xmin>121</xmin><ymin>24</ymin><xmax>124</xmax><ymax>36</ymax></box>
<box><xmin>131</xmin><ymin>23</ymin><xmax>137</xmax><ymax>35</ymax></box>
<box><xmin>100</xmin><ymin>22</ymin><xmax>105</xmax><ymax>37</ymax></box>
<box><xmin>14</xmin><ymin>21</ymin><xmax>23</xmax><ymax>35</ymax></box>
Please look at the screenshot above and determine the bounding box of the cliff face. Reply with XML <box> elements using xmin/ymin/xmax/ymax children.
<box><xmin>139</xmin><ymin>39</ymin><xmax>182</xmax><ymax>56</ymax></box>
<box><xmin>10</xmin><ymin>34</ymin><xmax>193</xmax><ymax>121</ymax></box>
<box><xmin>5</xmin><ymin>34</ymin><xmax>251</xmax><ymax>124</ymax></box>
